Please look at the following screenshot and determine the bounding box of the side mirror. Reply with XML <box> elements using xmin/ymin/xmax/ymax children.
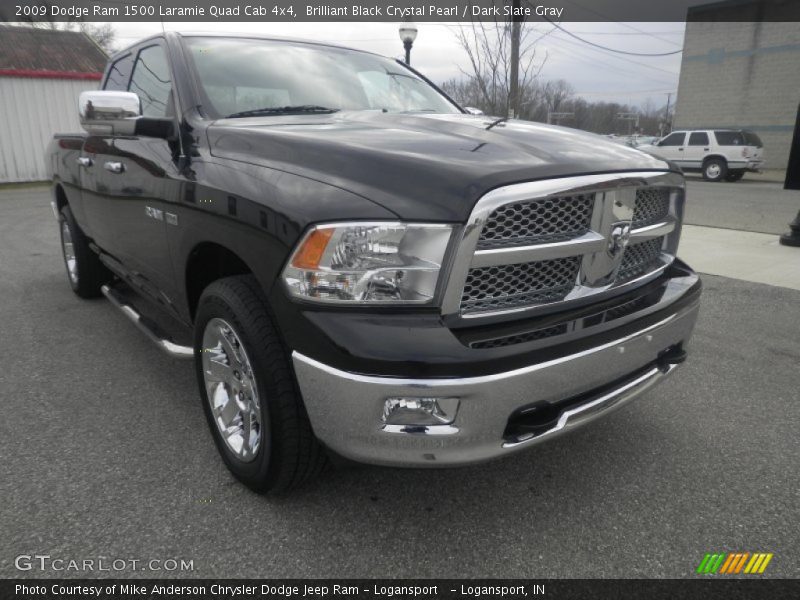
<box><xmin>79</xmin><ymin>90</ymin><xmax>174</xmax><ymax>139</ymax></box>
<box><xmin>464</xmin><ymin>106</ymin><xmax>484</xmax><ymax>116</ymax></box>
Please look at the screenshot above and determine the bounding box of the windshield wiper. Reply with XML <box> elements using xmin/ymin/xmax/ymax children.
<box><xmin>224</xmin><ymin>105</ymin><xmax>340</xmax><ymax>119</ymax></box>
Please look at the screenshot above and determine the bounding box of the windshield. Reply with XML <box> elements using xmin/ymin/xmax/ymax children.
<box><xmin>183</xmin><ymin>37</ymin><xmax>460</xmax><ymax>118</ymax></box>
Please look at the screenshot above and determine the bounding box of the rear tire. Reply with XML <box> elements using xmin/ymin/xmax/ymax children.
<box><xmin>725</xmin><ymin>170</ymin><xmax>744</xmax><ymax>182</ymax></box>
<box><xmin>59</xmin><ymin>205</ymin><xmax>110</xmax><ymax>298</ymax></box>
<box><xmin>194</xmin><ymin>275</ymin><xmax>327</xmax><ymax>494</ymax></box>
<box><xmin>702</xmin><ymin>158</ymin><xmax>727</xmax><ymax>182</ymax></box>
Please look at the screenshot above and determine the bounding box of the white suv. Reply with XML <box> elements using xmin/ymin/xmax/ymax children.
<box><xmin>640</xmin><ymin>129</ymin><xmax>765</xmax><ymax>182</ymax></box>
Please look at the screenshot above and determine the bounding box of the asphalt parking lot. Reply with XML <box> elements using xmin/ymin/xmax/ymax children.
<box><xmin>1</xmin><ymin>184</ymin><xmax>798</xmax><ymax>579</ymax></box>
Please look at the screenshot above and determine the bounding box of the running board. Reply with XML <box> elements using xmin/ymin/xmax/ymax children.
<box><xmin>101</xmin><ymin>284</ymin><xmax>194</xmax><ymax>360</ymax></box>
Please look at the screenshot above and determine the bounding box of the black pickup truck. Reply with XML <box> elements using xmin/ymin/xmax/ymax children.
<box><xmin>47</xmin><ymin>32</ymin><xmax>701</xmax><ymax>493</ymax></box>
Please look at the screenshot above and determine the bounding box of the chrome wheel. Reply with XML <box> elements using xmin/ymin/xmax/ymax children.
<box><xmin>705</xmin><ymin>163</ymin><xmax>721</xmax><ymax>179</ymax></box>
<box><xmin>202</xmin><ymin>318</ymin><xmax>262</xmax><ymax>462</ymax></box>
<box><xmin>60</xmin><ymin>219</ymin><xmax>78</xmax><ymax>284</ymax></box>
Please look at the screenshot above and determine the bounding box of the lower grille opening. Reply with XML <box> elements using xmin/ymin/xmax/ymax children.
<box><xmin>469</xmin><ymin>323</ymin><xmax>569</xmax><ymax>349</ymax></box>
<box><xmin>502</xmin><ymin>346</ymin><xmax>684</xmax><ymax>442</ymax></box>
<box><xmin>462</xmin><ymin>275</ymin><xmax>669</xmax><ymax>350</ymax></box>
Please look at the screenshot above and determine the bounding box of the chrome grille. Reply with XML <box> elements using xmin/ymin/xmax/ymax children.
<box><xmin>618</xmin><ymin>237</ymin><xmax>665</xmax><ymax>281</ymax></box>
<box><xmin>445</xmin><ymin>172</ymin><xmax>684</xmax><ymax>320</ymax></box>
<box><xmin>461</xmin><ymin>257</ymin><xmax>580</xmax><ymax>314</ymax></box>
<box><xmin>477</xmin><ymin>194</ymin><xmax>594</xmax><ymax>249</ymax></box>
<box><xmin>632</xmin><ymin>188</ymin><xmax>670</xmax><ymax>229</ymax></box>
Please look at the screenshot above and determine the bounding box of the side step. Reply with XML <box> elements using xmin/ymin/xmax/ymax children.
<box><xmin>101</xmin><ymin>284</ymin><xmax>194</xmax><ymax>360</ymax></box>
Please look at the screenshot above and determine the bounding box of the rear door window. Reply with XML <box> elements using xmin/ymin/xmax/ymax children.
<box><xmin>688</xmin><ymin>132</ymin><xmax>709</xmax><ymax>146</ymax></box>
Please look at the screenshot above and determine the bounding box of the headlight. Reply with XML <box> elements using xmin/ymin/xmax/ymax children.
<box><xmin>282</xmin><ymin>222</ymin><xmax>453</xmax><ymax>304</ymax></box>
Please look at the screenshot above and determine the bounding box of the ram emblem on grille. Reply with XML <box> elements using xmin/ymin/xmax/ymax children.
<box><xmin>608</xmin><ymin>222</ymin><xmax>632</xmax><ymax>258</ymax></box>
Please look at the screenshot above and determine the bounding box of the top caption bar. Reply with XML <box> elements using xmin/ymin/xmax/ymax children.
<box><xmin>2</xmin><ymin>0</ymin><xmax>799</xmax><ymax>22</ymax></box>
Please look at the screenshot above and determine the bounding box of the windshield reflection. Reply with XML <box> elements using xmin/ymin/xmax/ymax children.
<box><xmin>184</xmin><ymin>37</ymin><xmax>460</xmax><ymax>118</ymax></box>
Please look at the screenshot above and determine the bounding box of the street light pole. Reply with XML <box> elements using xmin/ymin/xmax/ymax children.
<box><xmin>398</xmin><ymin>22</ymin><xmax>418</xmax><ymax>66</ymax></box>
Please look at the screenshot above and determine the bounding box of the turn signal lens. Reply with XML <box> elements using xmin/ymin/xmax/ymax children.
<box><xmin>290</xmin><ymin>228</ymin><xmax>334</xmax><ymax>269</ymax></box>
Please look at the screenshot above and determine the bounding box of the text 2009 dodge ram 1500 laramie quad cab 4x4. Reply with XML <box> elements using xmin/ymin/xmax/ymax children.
<box><xmin>47</xmin><ymin>33</ymin><xmax>701</xmax><ymax>493</ymax></box>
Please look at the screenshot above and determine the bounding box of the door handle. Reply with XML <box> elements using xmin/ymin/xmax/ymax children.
<box><xmin>77</xmin><ymin>157</ymin><xmax>93</xmax><ymax>167</ymax></box>
<box><xmin>103</xmin><ymin>161</ymin><xmax>125</xmax><ymax>174</ymax></box>
<box><xmin>704</xmin><ymin>148</ymin><xmax>710</xmax><ymax>151</ymax></box>
<box><xmin>678</xmin><ymin>148</ymin><xmax>684</xmax><ymax>151</ymax></box>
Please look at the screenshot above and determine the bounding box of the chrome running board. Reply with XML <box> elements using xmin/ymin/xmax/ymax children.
<box><xmin>101</xmin><ymin>284</ymin><xmax>193</xmax><ymax>360</ymax></box>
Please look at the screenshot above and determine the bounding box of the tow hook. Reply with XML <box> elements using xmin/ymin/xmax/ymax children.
<box><xmin>657</xmin><ymin>344</ymin><xmax>687</xmax><ymax>370</ymax></box>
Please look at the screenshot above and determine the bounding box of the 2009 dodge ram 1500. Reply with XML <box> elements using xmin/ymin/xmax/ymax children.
<box><xmin>47</xmin><ymin>32</ymin><xmax>701</xmax><ymax>493</ymax></box>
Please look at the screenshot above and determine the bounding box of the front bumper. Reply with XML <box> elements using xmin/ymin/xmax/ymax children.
<box><xmin>292</xmin><ymin>287</ymin><xmax>700</xmax><ymax>467</ymax></box>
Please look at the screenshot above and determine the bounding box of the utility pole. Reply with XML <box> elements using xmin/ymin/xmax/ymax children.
<box><xmin>509</xmin><ymin>0</ymin><xmax>522</xmax><ymax>118</ymax></box>
<box><xmin>663</xmin><ymin>92</ymin><xmax>672</xmax><ymax>136</ymax></box>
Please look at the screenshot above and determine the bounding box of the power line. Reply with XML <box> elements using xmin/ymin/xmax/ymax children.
<box><xmin>576</xmin><ymin>88</ymin><xmax>676</xmax><ymax>97</ymax></box>
<box><xmin>555</xmin><ymin>0</ymin><xmax>684</xmax><ymax>47</ymax></box>
<box><xmin>544</xmin><ymin>32</ymin><xmax>679</xmax><ymax>78</ymax></box>
<box><xmin>542</xmin><ymin>18</ymin><xmax>683</xmax><ymax>56</ymax></box>
<box><xmin>544</xmin><ymin>30</ymin><xmax>684</xmax><ymax>37</ymax></box>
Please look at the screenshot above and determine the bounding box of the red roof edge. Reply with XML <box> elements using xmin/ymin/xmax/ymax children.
<box><xmin>0</xmin><ymin>69</ymin><xmax>102</xmax><ymax>80</ymax></box>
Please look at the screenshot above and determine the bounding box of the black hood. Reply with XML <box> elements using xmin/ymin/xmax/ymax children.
<box><xmin>208</xmin><ymin>112</ymin><xmax>674</xmax><ymax>222</ymax></box>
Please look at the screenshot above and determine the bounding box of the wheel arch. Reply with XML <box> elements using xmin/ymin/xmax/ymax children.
<box><xmin>184</xmin><ymin>241</ymin><xmax>255</xmax><ymax>321</ymax></box>
<box><xmin>53</xmin><ymin>182</ymin><xmax>69</xmax><ymax>212</ymax></box>
<box><xmin>702</xmin><ymin>154</ymin><xmax>728</xmax><ymax>166</ymax></box>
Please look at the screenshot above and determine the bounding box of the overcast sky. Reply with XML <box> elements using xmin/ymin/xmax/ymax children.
<box><xmin>108</xmin><ymin>21</ymin><xmax>685</xmax><ymax>108</ymax></box>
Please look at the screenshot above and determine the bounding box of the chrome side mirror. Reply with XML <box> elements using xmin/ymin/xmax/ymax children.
<box><xmin>79</xmin><ymin>90</ymin><xmax>141</xmax><ymax>135</ymax></box>
<box><xmin>464</xmin><ymin>106</ymin><xmax>484</xmax><ymax>115</ymax></box>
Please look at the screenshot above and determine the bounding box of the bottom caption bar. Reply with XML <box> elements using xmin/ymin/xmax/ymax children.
<box><xmin>3</xmin><ymin>580</ymin><xmax>799</xmax><ymax>600</ymax></box>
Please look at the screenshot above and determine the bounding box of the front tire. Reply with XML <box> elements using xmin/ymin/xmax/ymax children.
<box><xmin>702</xmin><ymin>158</ymin><xmax>727</xmax><ymax>182</ymax></box>
<box><xmin>59</xmin><ymin>205</ymin><xmax>110</xmax><ymax>298</ymax></box>
<box><xmin>194</xmin><ymin>275</ymin><xmax>326</xmax><ymax>493</ymax></box>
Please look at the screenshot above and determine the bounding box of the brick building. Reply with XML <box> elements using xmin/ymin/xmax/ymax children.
<box><xmin>673</xmin><ymin>0</ymin><xmax>800</xmax><ymax>170</ymax></box>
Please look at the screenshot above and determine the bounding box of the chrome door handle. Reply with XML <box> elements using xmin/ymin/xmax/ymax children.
<box><xmin>77</xmin><ymin>157</ymin><xmax>93</xmax><ymax>167</ymax></box>
<box><xmin>103</xmin><ymin>161</ymin><xmax>125</xmax><ymax>174</ymax></box>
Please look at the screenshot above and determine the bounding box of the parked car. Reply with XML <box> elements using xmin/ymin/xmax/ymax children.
<box><xmin>631</xmin><ymin>135</ymin><xmax>660</xmax><ymax>148</ymax></box>
<box><xmin>46</xmin><ymin>33</ymin><xmax>701</xmax><ymax>493</ymax></box>
<box><xmin>640</xmin><ymin>129</ymin><xmax>765</xmax><ymax>181</ymax></box>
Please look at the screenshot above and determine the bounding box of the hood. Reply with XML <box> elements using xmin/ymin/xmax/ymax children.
<box><xmin>208</xmin><ymin>112</ymin><xmax>674</xmax><ymax>222</ymax></box>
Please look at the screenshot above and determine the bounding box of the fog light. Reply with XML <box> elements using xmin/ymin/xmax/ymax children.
<box><xmin>382</xmin><ymin>397</ymin><xmax>459</xmax><ymax>427</ymax></box>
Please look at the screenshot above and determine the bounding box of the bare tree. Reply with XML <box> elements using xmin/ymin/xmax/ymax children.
<box><xmin>451</xmin><ymin>9</ymin><xmax>549</xmax><ymax>117</ymax></box>
<box><xmin>82</xmin><ymin>23</ymin><xmax>116</xmax><ymax>54</ymax></box>
<box><xmin>13</xmin><ymin>18</ymin><xmax>116</xmax><ymax>54</ymax></box>
<box><xmin>542</xmin><ymin>79</ymin><xmax>575</xmax><ymax>114</ymax></box>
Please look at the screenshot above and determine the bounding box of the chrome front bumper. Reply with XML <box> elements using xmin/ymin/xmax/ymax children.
<box><xmin>292</xmin><ymin>297</ymin><xmax>699</xmax><ymax>467</ymax></box>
